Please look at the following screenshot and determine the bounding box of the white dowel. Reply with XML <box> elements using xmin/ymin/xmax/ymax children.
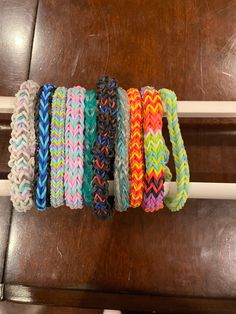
<box><xmin>0</xmin><ymin>97</ymin><xmax>15</xmax><ymax>113</ymax></box>
<box><xmin>0</xmin><ymin>96</ymin><xmax>236</xmax><ymax>117</ymax></box>
<box><xmin>1</xmin><ymin>180</ymin><xmax>235</xmax><ymax>200</ymax></box>
<box><xmin>173</xmin><ymin>101</ymin><xmax>236</xmax><ymax>117</ymax></box>
<box><xmin>167</xmin><ymin>182</ymin><xmax>236</xmax><ymax>200</ymax></box>
<box><xmin>0</xmin><ymin>180</ymin><xmax>11</xmax><ymax>196</ymax></box>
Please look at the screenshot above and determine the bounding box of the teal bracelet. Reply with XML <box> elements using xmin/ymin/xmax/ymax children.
<box><xmin>82</xmin><ymin>90</ymin><xmax>97</xmax><ymax>206</ymax></box>
<box><xmin>159</xmin><ymin>88</ymin><xmax>190</xmax><ymax>211</ymax></box>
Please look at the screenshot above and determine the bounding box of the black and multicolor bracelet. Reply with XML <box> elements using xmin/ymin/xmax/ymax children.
<box><xmin>92</xmin><ymin>76</ymin><xmax>118</xmax><ymax>219</ymax></box>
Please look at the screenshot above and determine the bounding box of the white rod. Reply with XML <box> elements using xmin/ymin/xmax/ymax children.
<box><xmin>1</xmin><ymin>180</ymin><xmax>235</xmax><ymax>200</ymax></box>
<box><xmin>174</xmin><ymin>101</ymin><xmax>236</xmax><ymax>117</ymax></box>
<box><xmin>0</xmin><ymin>180</ymin><xmax>11</xmax><ymax>196</ymax></box>
<box><xmin>0</xmin><ymin>96</ymin><xmax>236</xmax><ymax>117</ymax></box>
<box><xmin>167</xmin><ymin>182</ymin><xmax>236</xmax><ymax>200</ymax></box>
<box><xmin>0</xmin><ymin>97</ymin><xmax>15</xmax><ymax>113</ymax></box>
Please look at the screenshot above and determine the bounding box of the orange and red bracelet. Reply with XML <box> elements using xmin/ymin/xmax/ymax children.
<box><xmin>127</xmin><ymin>88</ymin><xmax>144</xmax><ymax>207</ymax></box>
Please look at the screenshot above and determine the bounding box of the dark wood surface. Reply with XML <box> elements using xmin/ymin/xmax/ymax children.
<box><xmin>0</xmin><ymin>0</ymin><xmax>236</xmax><ymax>312</ymax></box>
<box><xmin>4</xmin><ymin>285</ymin><xmax>236</xmax><ymax>314</ymax></box>
<box><xmin>4</xmin><ymin>199</ymin><xmax>236</xmax><ymax>298</ymax></box>
<box><xmin>0</xmin><ymin>198</ymin><xmax>12</xmax><ymax>284</ymax></box>
<box><xmin>0</xmin><ymin>0</ymin><xmax>38</xmax><ymax>96</ymax></box>
<box><xmin>0</xmin><ymin>300</ymin><xmax>102</xmax><ymax>314</ymax></box>
<box><xmin>0</xmin><ymin>129</ymin><xmax>11</xmax><ymax>179</ymax></box>
<box><xmin>29</xmin><ymin>0</ymin><xmax>236</xmax><ymax>100</ymax></box>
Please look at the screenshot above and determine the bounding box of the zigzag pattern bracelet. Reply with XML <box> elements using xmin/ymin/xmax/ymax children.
<box><xmin>141</xmin><ymin>87</ymin><xmax>171</xmax><ymax>212</ymax></box>
<box><xmin>64</xmin><ymin>86</ymin><xmax>85</xmax><ymax>209</ymax></box>
<box><xmin>159</xmin><ymin>88</ymin><xmax>190</xmax><ymax>211</ymax></box>
<box><xmin>35</xmin><ymin>84</ymin><xmax>55</xmax><ymax>211</ymax></box>
<box><xmin>83</xmin><ymin>90</ymin><xmax>97</xmax><ymax>207</ymax></box>
<box><xmin>127</xmin><ymin>88</ymin><xmax>144</xmax><ymax>208</ymax></box>
<box><xmin>8</xmin><ymin>80</ymin><xmax>39</xmax><ymax>212</ymax></box>
<box><xmin>114</xmin><ymin>87</ymin><xmax>130</xmax><ymax>212</ymax></box>
<box><xmin>50</xmin><ymin>86</ymin><xmax>67</xmax><ymax>208</ymax></box>
<box><xmin>92</xmin><ymin>76</ymin><xmax>118</xmax><ymax>219</ymax></box>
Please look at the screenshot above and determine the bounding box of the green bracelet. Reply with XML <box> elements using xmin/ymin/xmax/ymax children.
<box><xmin>82</xmin><ymin>90</ymin><xmax>97</xmax><ymax>206</ymax></box>
<box><xmin>159</xmin><ymin>88</ymin><xmax>190</xmax><ymax>211</ymax></box>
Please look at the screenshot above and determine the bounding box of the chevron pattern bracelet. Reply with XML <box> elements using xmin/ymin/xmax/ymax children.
<box><xmin>8</xmin><ymin>80</ymin><xmax>39</xmax><ymax>212</ymax></box>
<box><xmin>114</xmin><ymin>87</ymin><xmax>130</xmax><ymax>212</ymax></box>
<box><xmin>127</xmin><ymin>88</ymin><xmax>144</xmax><ymax>208</ymax></box>
<box><xmin>92</xmin><ymin>76</ymin><xmax>118</xmax><ymax>219</ymax></box>
<box><xmin>83</xmin><ymin>90</ymin><xmax>97</xmax><ymax>207</ymax></box>
<box><xmin>64</xmin><ymin>86</ymin><xmax>86</xmax><ymax>209</ymax></box>
<box><xmin>141</xmin><ymin>86</ymin><xmax>168</xmax><ymax>212</ymax></box>
<box><xmin>50</xmin><ymin>86</ymin><xmax>67</xmax><ymax>208</ymax></box>
<box><xmin>159</xmin><ymin>88</ymin><xmax>190</xmax><ymax>211</ymax></box>
<box><xmin>35</xmin><ymin>84</ymin><xmax>55</xmax><ymax>211</ymax></box>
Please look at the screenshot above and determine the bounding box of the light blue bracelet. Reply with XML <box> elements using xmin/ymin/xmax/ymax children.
<box><xmin>114</xmin><ymin>87</ymin><xmax>130</xmax><ymax>211</ymax></box>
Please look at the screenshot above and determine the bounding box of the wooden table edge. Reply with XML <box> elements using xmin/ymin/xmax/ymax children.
<box><xmin>2</xmin><ymin>284</ymin><xmax>236</xmax><ymax>313</ymax></box>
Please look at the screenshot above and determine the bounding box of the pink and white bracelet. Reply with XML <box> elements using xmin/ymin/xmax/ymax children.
<box><xmin>64</xmin><ymin>86</ymin><xmax>86</xmax><ymax>209</ymax></box>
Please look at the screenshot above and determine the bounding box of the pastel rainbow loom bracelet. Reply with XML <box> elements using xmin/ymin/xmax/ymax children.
<box><xmin>35</xmin><ymin>84</ymin><xmax>55</xmax><ymax>211</ymax></box>
<box><xmin>8</xmin><ymin>80</ymin><xmax>39</xmax><ymax>212</ymax></box>
<box><xmin>64</xmin><ymin>86</ymin><xmax>86</xmax><ymax>209</ymax></box>
<box><xmin>92</xmin><ymin>76</ymin><xmax>118</xmax><ymax>219</ymax></box>
<box><xmin>83</xmin><ymin>90</ymin><xmax>97</xmax><ymax>207</ymax></box>
<box><xmin>141</xmin><ymin>86</ymin><xmax>168</xmax><ymax>212</ymax></box>
<box><xmin>127</xmin><ymin>88</ymin><xmax>144</xmax><ymax>208</ymax></box>
<box><xmin>114</xmin><ymin>87</ymin><xmax>130</xmax><ymax>212</ymax></box>
<box><xmin>50</xmin><ymin>86</ymin><xmax>67</xmax><ymax>208</ymax></box>
<box><xmin>159</xmin><ymin>88</ymin><xmax>190</xmax><ymax>211</ymax></box>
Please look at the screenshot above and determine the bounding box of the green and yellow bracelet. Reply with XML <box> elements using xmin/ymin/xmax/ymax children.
<box><xmin>159</xmin><ymin>88</ymin><xmax>190</xmax><ymax>211</ymax></box>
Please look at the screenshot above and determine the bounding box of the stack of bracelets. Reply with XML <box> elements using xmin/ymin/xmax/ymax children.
<box><xmin>8</xmin><ymin>77</ymin><xmax>190</xmax><ymax>218</ymax></box>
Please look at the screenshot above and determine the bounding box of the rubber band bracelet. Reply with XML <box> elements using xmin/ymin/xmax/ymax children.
<box><xmin>92</xmin><ymin>76</ymin><xmax>118</xmax><ymax>219</ymax></box>
<box><xmin>34</xmin><ymin>86</ymin><xmax>43</xmax><ymax>207</ymax></box>
<box><xmin>47</xmin><ymin>86</ymin><xmax>56</xmax><ymax>207</ymax></box>
<box><xmin>159</xmin><ymin>88</ymin><xmax>190</xmax><ymax>211</ymax></box>
<box><xmin>82</xmin><ymin>90</ymin><xmax>97</xmax><ymax>207</ymax></box>
<box><xmin>8</xmin><ymin>80</ymin><xmax>39</xmax><ymax>212</ymax></box>
<box><xmin>127</xmin><ymin>88</ymin><xmax>144</xmax><ymax>208</ymax></box>
<box><xmin>114</xmin><ymin>87</ymin><xmax>130</xmax><ymax>212</ymax></box>
<box><xmin>141</xmin><ymin>86</ymin><xmax>168</xmax><ymax>212</ymax></box>
<box><xmin>34</xmin><ymin>86</ymin><xmax>42</xmax><ymax>206</ymax></box>
<box><xmin>64</xmin><ymin>86</ymin><xmax>86</xmax><ymax>209</ymax></box>
<box><xmin>35</xmin><ymin>84</ymin><xmax>55</xmax><ymax>211</ymax></box>
<box><xmin>50</xmin><ymin>86</ymin><xmax>67</xmax><ymax>208</ymax></box>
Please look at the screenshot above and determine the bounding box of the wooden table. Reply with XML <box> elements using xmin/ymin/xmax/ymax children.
<box><xmin>0</xmin><ymin>1</ymin><xmax>236</xmax><ymax>313</ymax></box>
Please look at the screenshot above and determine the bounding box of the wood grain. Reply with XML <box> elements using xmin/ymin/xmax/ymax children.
<box><xmin>0</xmin><ymin>0</ymin><xmax>39</xmax><ymax>96</ymax></box>
<box><xmin>0</xmin><ymin>129</ymin><xmax>11</xmax><ymax>179</ymax></box>
<box><xmin>0</xmin><ymin>301</ymin><xmax>102</xmax><ymax>314</ymax></box>
<box><xmin>4</xmin><ymin>199</ymin><xmax>236</xmax><ymax>298</ymax></box>
<box><xmin>4</xmin><ymin>285</ymin><xmax>236</xmax><ymax>314</ymax></box>
<box><xmin>29</xmin><ymin>0</ymin><xmax>236</xmax><ymax>100</ymax></box>
<box><xmin>0</xmin><ymin>198</ymin><xmax>12</xmax><ymax>283</ymax></box>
